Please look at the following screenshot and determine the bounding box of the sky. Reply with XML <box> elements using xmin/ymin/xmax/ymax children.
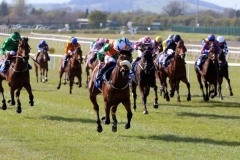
<box><xmin>202</xmin><ymin>0</ymin><xmax>240</xmax><ymax>9</ymax></box>
<box><xmin>4</xmin><ymin>0</ymin><xmax>240</xmax><ymax>10</ymax></box>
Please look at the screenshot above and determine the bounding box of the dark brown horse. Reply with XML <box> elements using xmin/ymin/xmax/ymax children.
<box><xmin>130</xmin><ymin>50</ymin><xmax>158</xmax><ymax>114</ymax></box>
<box><xmin>157</xmin><ymin>40</ymin><xmax>191</xmax><ymax>102</ymax></box>
<box><xmin>57</xmin><ymin>47</ymin><xmax>82</xmax><ymax>94</ymax></box>
<box><xmin>194</xmin><ymin>46</ymin><xmax>219</xmax><ymax>101</ymax></box>
<box><xmin>34</xmin><ymin>47</ymin><xmax>48</xmax><ymax>83</ymax></box>
<box><xmin>84</xmin><ymin>51</ymin><xmax>99</xmax><ymax>87</ymax></box>
<box><xmin>0</xmin><ymin>37</ymin><xmax>34</xmax><ymax>113</ymax></box>
<box><xmin>88</xmin><ymin>51</ymin><xmax>133</xmax><ymax>132</ymax></box>
<box><xmin>218</xmin><ymin>52</ymin><xmax>233</xmax><ymax>100</ymax></box>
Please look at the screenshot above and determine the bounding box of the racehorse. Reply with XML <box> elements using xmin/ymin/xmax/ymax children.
<box><xmin>130</xmin><ymin>50</ymin><xmax>158</xmax><ymax>114</ymax></box>
<box><xmin>88</xmin><ymin>50</ymin><xmax>133</xmax><ymax>132</ymax></box>
<box><xmin>218</xmin><ymin>52</ymin><xmax>233</xmax><ymax>100</ymax></box>
<box><xmin>156</xmin><ymin>40</ymin><xmax>191</xmax><ymax>102</ymax></box>
<box><xmin>84</xmin><ymin>51</ymin><xmax>99</xmax><ymax>87</ymax></box>
<box><xmin>57</xmin><ymin>47</ymin><xmax>83</xmax><ymax>94</ymax></box>
<box><xmin>194</xmin><ymin>46</ymin><xmax>220</xmax><ymax>101</ymax></box>
<box><xmin>34</xmin><ymin>47</ymin><xmax>48</xmax><ymax>83</ymax></box>
<box><xmin>0</xmin><ymin>37</ymin><xmax>34</xmax><ymax>113</ymax></box>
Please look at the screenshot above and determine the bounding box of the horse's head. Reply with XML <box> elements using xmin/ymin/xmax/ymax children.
<box><xmin>140</xmin><ymin>50</ymin><xmax>154</xmax><ymax>74</ymax></box>
<box><xmin>73</xmin><ymin>47</ymin><xmax>83</xmax><ymax>63</ymax></box>
<box><xmin>175</xmin><ymin>40</ymin><xmax>187</xmax><ymax>59</ymax></box>
<box><xmin>17</xmin><ymin>37</ymin><xmax>30</xmax><ymax>58</ymax></box>
<box><xmin>208</xmin><ymin>46</ymin><xmax>219</xmax><ymax>63</ymax></box>
<box><xmin>117</xmin><ymin>50</ymin><xmax>132</xmax><ymax>77</ymax></box>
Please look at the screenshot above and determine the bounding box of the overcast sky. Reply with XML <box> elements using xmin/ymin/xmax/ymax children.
<box><xmin>5</xmin><ymin>0</ymin><xmax>240</xmax><ymax>10</ymax></box>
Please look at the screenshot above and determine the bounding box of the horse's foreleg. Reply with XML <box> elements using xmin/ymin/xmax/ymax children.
<box><xmin>140</xmin><ymin>86</ymin><xmax>149</xmax><ymax>114</ymax></box>
<box><xmin>85</xmin><ymin>67</ymin><xmax>90</xmax><ymax>88</ymax></box>
<box><xmin>8</xmin><ymin>87</ymin><xmax>15</xmax><ymax>106</ymax></box>
<box><xmin>15</xmin><ymin>87</ymin><xmax>22</xmax><ymax>114</ymax></box>
<box><xmin>181</xmin><ymin>77</ymin><xmax>191</xmax><ymax>101</ymax></box>
<box><xmin>35</xmin><ymin>66</ymin><xmax>39</xmax><ymax>83</ymax></box>
<box><xmin>153</xmin><ymin>85</ymin><xmax>158</xmax><ymax>108</ymax></box>
<box><xmin>122</xmin><ymin>99</ymin><xmax>132</xmax><ymax>130</ymax></box>
<box><xmin>218</xmin><ymin>77</ymin><xmax>223</xmax><ymax>100</ymax></box>
<box><xmin>225</xmin><ymin>76</ymin><xmax>233</xmax><ymax>96</ymax></box>
<box><xmin>77</xmin><ymin>74</ymin><xmax>82</xmax><ymax>88</ymax></box>
<box><xmin>24</xmin><ymin>83</ymin><xmax>34</xmax><ymax>106</ymax></box>
<box><xmin>0</xmin><ymin>84</ymin><xmax>7</xmax><ymax>110</ymax></box>
<box><xmin>111</xmin><ymin>104</ymin><xmax>118</xmax><ymax>132</ymax></box>
<box><xmin>57</xmin><ymin>71</ymin><xmax>63</xmax><ymax>89</ymax></box>
<box><xmin>196</xmin><ymin>72</ymin><xmax>205</xmax><ymax>100</ymax></box>
<box><xmin>204</xmin><ymin>81</ymin><xmax>209</xmax><ymax>101</ymax></box>
<box><xmin>131</xmin><ymin>82</ymin><xmax>137</xmax><ymax>111</ymax></box>
<box><xmin>69</xmin><ymin>76</ymin><xmax>74</xmax><ymax>94</ymax></box>
<box><xmin>40</xmin><ymin>68</ymin><xmax>43</xmax><ymax>82</ymax></box>
<box><xmin>45</xmin><ymin>67</ymin><xmax>48</xmax><ymax>82</ymax></box>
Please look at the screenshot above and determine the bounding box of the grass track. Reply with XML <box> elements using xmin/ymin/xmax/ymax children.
<box><xmin>0</xmin><ymin>33</ymin><xmax>240</xmax><ymax>159</ymax></box>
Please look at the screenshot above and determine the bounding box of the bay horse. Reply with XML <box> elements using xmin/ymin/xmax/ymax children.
<box><xmin>157</xmin><ymin>40</ymin><xmax>191</xmax><ymax>102</ymax></box>
<box><xmin>0</xmin><ymin>37</ymin><xmax>34</xmax><ymax>113</ymax></box>
<box><xmin>34</xmin><ymin>47</ymin><xmax>48</xmax><ymax>83</ymax></box>
<box><xmin>57</xmin><ymin>47</ymin><xmax>83</xmax><ymax>94</ymax></box>
<box><xmin>130</xmin><ymin>50</ymin><xmax>158</xmax><ymax>114</ymax></box>
<box><xmin>88</xmin><ymin>50</ymin><xmax>133</xmax><ymax>132</ymax></box>
<box><xmin>194</xmin><ymin>46</ymin><xmax>220</xmax><ymax>101</ymax></box>
<box><xmin>84</xmin><ymin>51</ymin><xmax>99</xmax><ymax>87</ymax></box>
<box><xmin>218</xmin><ymin>52</ymin><xmax>233</xmax><ymax>100</ymax></box>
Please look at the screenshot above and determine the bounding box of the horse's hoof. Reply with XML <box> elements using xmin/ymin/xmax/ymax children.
<box><xmin>125</xmin><ymin>124</ymin><xmax>130</xmax><ymax>129</ymax></box>
<box><xmin>230</xmin><ymin>93</ymin><xmax>233</xmax><ymax>96</ymax></box>
<box><xmin>153</xmin><ymin>103</ymin><xmax>158</xmax><ymax>109</ymax></box>
<box><xmin>57</xmin><ymin>86</ymin><xmax>60</xmax><ymax>89</ymax></box>
<box><xmin>112</xmin><ymin>125</ymin><xmax>117</xmax><ymax>132</ymax></box>
<box><xmin>143</xmin><ymin>110</ymin><xmax>148</xmax><ymax>114</ymax></box>
<box><xmin>187</xmin><ymin>96</ymin><xmax>191</xmax><ymax>101</ymax></box>
<box><xmin>2</xmin><ymin>104</ymin><xmax>7</xmax><ymax>110</ymax></box>
<box><xmin>29</xmin><ymin>101</ymin><xmax>34</xmax><ymax>106</ymax></box>
<box><xmin>97</xmin><ymin>125</ymin><xmax>103</xmax><ymax>133</ymax></box>
<box><xmin>16</xmin><ymin>109</ymin><xmax>22</xmax><ymax>114</ymax></box>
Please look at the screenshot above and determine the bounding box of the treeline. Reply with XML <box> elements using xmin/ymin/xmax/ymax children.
<box><xmin>0</xmin><ymin>0</ymin><xmax>240</xmax><ymax>29</ymax></box>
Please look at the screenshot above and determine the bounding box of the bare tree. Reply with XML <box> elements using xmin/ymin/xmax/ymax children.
<box><xmin>163</xmin><ymin>1</ymin><xmax>187</xmax><ymax>17</ymax></box>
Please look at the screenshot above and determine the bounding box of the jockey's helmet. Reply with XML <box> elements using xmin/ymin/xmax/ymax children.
<box><xmin>142</xmin><ymin>36</ymin><xmax>151</xmax><ymax>45</ymax></box>
<box><xmin>41</xmin><ymin>40</ymin><xmax>46</xmax><ymax>45</ymax></box>
<box><xmin>217</xmin><ymin>36</ymin><xmax>224</xmax><ymax>43</ymax></box>
<box><xmin>173</xmin><ymin>35</ymin><xmax>181</xmax><ymax>42</ymax></box>
<box><xmin>113</xmin><ymin>39</ymin><xmax>126</xmax><ymax>51</ymax></box>
<box><xmin>11</xmin><ymin>32</ymin><xmax>21</xmax><ymax>41</ymax></box>
<box><xmin>71</xmin><ymin>38</ymin><xmax>78</xmax><ymax>44</ymax></box>
<box><xmin>155</xmin><ymin>36</ymin><xmax>162</xmax><ymax>43</ymax></box>
<box><xmin>122</xmin><ymin>37</ymin><xmax>131</xmax><ymax>44</ymax></box>
<box><xmin>98</xmin><ymin>38</ymin><xmax>105</xmax><ymax>44</ymax></box>
<box><xmin>208</xmin><ymin>34</ymin><xmax>215</xmax><ymax>41</ymax></box>
<box><xmin>167</xmin><ymin>34</ymin><xmax>174</xmax><ymax>41</ymax></box>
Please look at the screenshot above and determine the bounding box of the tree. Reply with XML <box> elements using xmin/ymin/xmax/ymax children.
<box><xmin>163</xmin><ymin>1</ymin><xmax>187</xmax><ymax>17</ymax></box>
<box><xmin>0</xmin><ymin>0</ymin><xmax>9</xmax><ymax>17</ymax></box>
<box><xmin>87</xmin><ymin>10</ymin><xmax>107</xmax><ymax>28</ymax></box>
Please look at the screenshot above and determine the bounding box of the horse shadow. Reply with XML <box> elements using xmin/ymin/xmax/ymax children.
<box><xmin>178</xmin><ymin>112</ymin><xmax>240</xmax><ymax>120</ymax></box>
<box><xmin>41</xmin><ymin>115</ymin><xmax>95</xmax><ymax>123</ymax></box>
<box><xmin>122</xmin><ymin>134</ymin><xmax>240</xmax><ymax>146</ymax></box>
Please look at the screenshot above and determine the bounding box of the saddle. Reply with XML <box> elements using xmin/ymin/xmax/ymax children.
<box><xmin>95</xmin><ymin>65</ymin><xmax>115</xmax><ymax>89</ymax></box>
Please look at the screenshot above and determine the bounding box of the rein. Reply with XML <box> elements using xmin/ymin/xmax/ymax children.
<box><xmin>10</xmin><ymin>56</ymin><xmax>28</xmax><ymax>73</ymax></box>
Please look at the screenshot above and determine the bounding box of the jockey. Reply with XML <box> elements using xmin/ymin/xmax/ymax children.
<box><xmin>162</xmin><ymin>34</ymin><xmax>182</xmax><ymax>68</ymax></box>
<box><xmin>96</xmin><ymin>39</ymin><xmax>129</xmax><ymax>81</ymax></box>
<box><xmin>196</xmin><ymin>34</ymin><xmax>221</xmax><ymax>72</ymax></box>
<box><xmin>155</xmin><ymin>36</ymin><xmax>163</xmax><ymax>53</ymax></box>
<box><xmin>35</xmin><ymin>40</ymin><xmax>50</xmax><ymax>61</ymax></box>
<box><xmin>121</xmin><ymin>37</ymin><xmax>134</xmax><ymax>62</ymax></box>
<box><xmin>132</xmin><ymin>36</ymin><xmax>156</xmax><ymax>65</ymax></box>
<box><xmin>63</xmin><ymin>37</ymin><xmax>81</xmax><ymax>68</ymax></box>
<box><xmin>0</xmin><ymin>32</ymin><xmax>30</xmax><ymax>75</ymax></box>
<box><xmin>89</xmin><ymin>38</ymin><xmax>109</xmax><ymax>64</ymax></box>
<box><xmin>217</xmin><ymin>36</ymin><xmax>228</xmax><ymax>67</ymax></box>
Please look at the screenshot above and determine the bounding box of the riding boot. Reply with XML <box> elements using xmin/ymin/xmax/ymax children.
<box><xmin>35</xmin><ymin>52</ymin><xmax>40</xmax><ymax>61</ymax></box>
<box><xmin>63</xmin><ymin>55</ymin><xmax>70</xmax><ymax>68</ymax></box>
<box><xmin>163</xmin><ymin>54</ymin><xmax>172</xmax><ymax>68</ymax></box>
<box><xmin>47</xmin><ymin>53</ymin><xmax>50</xmax><ymax>61</ymax></box>
<box><xmin>131</xmin><ymin>57</ymin><xmax>141</xmax><ymax>73</ymax></box>
<box><xmin>0</xmin><ymin>58</ymin><xmax>10</xmax><ymax>74</ymax></box>
<box><xmin>89</xmin><ymin>53</ymin><xmax>97</xmax><ymax>64</ymax></box>
<box><xmin>96</xmin><ymin>62</ymin><xmax>110</xmax><ymax>80</ymax></box>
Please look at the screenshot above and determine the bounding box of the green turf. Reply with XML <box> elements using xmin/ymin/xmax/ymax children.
<box><xmin>0</xmin><ymin>33</ymin><xmax>239</xmax><ymax>160</ymax></box>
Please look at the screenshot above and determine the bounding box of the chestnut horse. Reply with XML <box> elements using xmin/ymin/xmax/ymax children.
<box><xmin>130</xmin><ymin>50</ymin><xmax>158</xmax><ymax>114</ymax></box>
<box><xmin>88</xmin><ymin>51</ymin><xmax>133</xmax><ymax>132</ymax></box>
<box><xmin>0</xmin><ymin>37</ymin><xmax>34</xmax><ymax>113</ymax></box>
<box><xmin>194</xmin><ymin>46</ymin><xmax>220</xmax><ymax>101</ymax></box>
<box><xmin>57</xmin><ymin>47</ymin><xmax>82</xmax><ymax>94</ymax></box>
<box><xmin>156</xmin><ymin>40</ymin><xmax>191</xmax><ymax>102</ymax></box>
<box><xmin>34</xmin><ymin>47</ymin><xmax>48</xmax><ymax>83</ymax></box>
<box><xmin>84</xmin><ymin>51</ymin><xmax>99</xmax><ymax>87</ymax></box>
<box><xmin>218</xmin><ymin>52</ymin><xmax>233</xmax><ymax>100</ymax></box>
